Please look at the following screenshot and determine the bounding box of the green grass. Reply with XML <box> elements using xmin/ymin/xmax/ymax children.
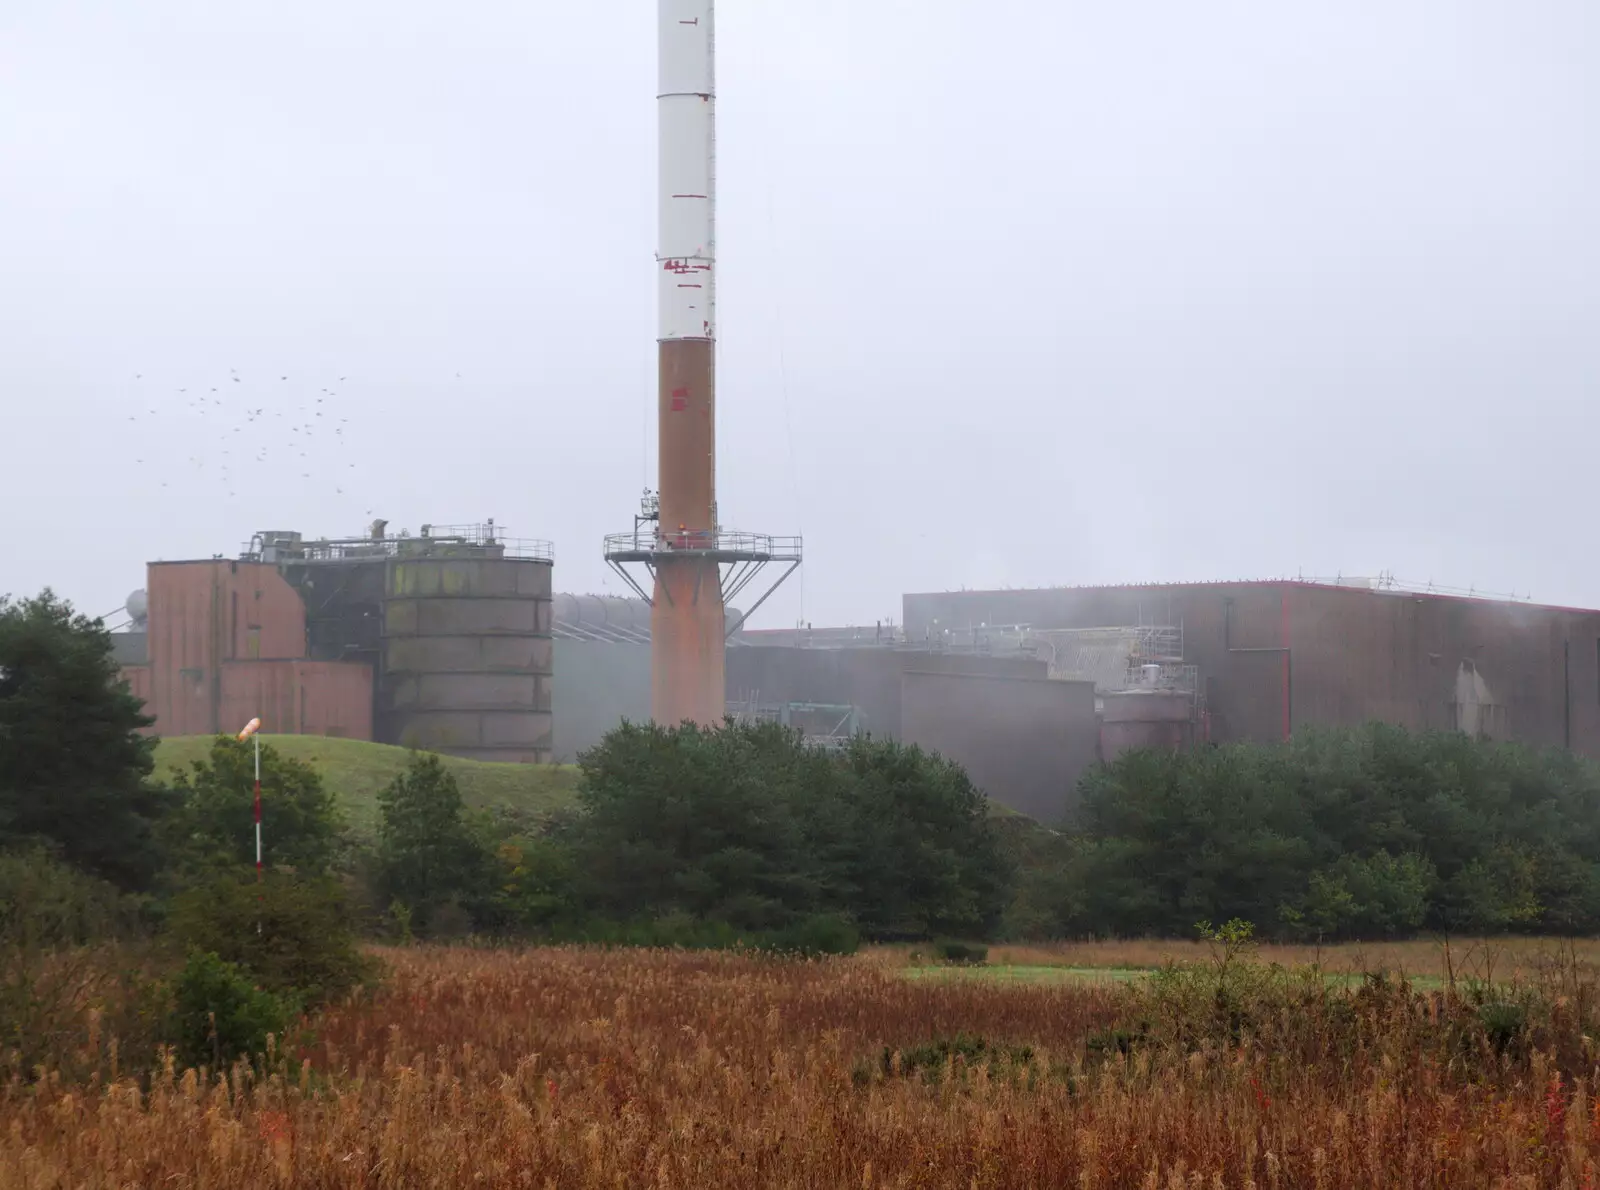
<box><xmin>904</xmin><ymin>965</ymin><xmax>1150</xmax><ymax>984</ymax></box>
<box><xmin>900</xmin><ymin>963</ymin><xmax>1449</xmax><ymax>991</ymax></box>
<box><xmin>154</xmin><ymin>735</ymin><xmax>580</xmax><ymax>837</ymax></box>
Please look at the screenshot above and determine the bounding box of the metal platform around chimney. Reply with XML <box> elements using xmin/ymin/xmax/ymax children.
<box><xmin>602</xmin><ymin>496</ymin><xmax>801</xmax><ymax>639</ymax></box>
<box><xmin>602</xmin><ymin>528</ymin><xmax>802</xmax><ymax>564</ymax></box>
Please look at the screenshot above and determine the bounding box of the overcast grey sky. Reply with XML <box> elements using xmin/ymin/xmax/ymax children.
<box><xmin>2</xmin><ymin>0</ymin><xmax>1595</xmax><ymax>628</ymax></box>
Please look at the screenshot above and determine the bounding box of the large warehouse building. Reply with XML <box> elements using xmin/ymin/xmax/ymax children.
<box><xmin>901</xmin><ymin>578</ymin><xmax>1600</xmax><ymax>757</ymax></box>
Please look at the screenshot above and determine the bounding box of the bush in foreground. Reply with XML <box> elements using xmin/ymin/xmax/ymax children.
<box><xmin>163</xmin><ymin>736</ymin><xmax>345</xmax><ymax>879</ymax></box>
<box><xmin>0</xmin><ymin>846</ymin><xmax>143</xmax><ymax>950</ymax></box>
<box><xmin>168</xmin><ymin>869</ymin><xmax>374</xmax><ymax>1006</ymax></box>
<box><xmin>166</xmin><ymin>951</ymin><xmax>292</xmax><ymax>1071</ymax></box>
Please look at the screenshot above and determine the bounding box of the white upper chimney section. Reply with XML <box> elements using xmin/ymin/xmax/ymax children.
<box><xmin>658</xmin><ymin>0</ymin><xmax>715</xmax><ymax>342</ymax></box>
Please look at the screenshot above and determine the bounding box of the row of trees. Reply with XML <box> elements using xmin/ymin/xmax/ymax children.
<box><xmin>18</xmin><ymin>584</ymin><xmax>1600</xmax><ymax>954</ymax></box>
<box><xmin>0</xmin><ymin>590</ymin><xmax>1014</xmax><ymax>958</ymax></box>
<box><xmin>1014</xmin><ymin>723</ymin><xmax>1600</xmax><ymax>940</ymax></box>
<box><xmin>367</xmin><ymin>718</ymin><xmax>1014</xmax><ymax>948</ymax></box>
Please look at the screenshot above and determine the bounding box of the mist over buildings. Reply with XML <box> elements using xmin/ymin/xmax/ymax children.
<box><xmin>2</xmin><ymin>0</ymin><xmax>1595</xmax><ymax>625</ymax></box>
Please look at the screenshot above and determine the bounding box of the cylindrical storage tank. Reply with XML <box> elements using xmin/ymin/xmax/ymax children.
<box><xmin>606</xmin><ymin>596</ymin><xmax>652</xmax><ymax>636</ymax></box>
<box><xmin>552</xmin><ymin>593</ymin><xmax>582</xmax><ymax>630</ymax></box>
<box><xmin>380</xmin><ymin>554</ymin><xmax>554</xmax><ymax>763</ymax></box>
<box><xmin>1099</xmin><ymin>690</ymin><xmax>1193</xmax><ymax>763</ymax></box>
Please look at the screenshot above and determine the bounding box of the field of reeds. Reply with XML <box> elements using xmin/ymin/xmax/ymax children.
<box><xmin>7</xmin><ymin>942</ymin><xmax>1600</xmax><ymax>1187</ymax></box>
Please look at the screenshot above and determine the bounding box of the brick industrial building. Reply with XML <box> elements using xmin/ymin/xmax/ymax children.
<box><xmin>901</xmin><ymin>579</ymin><xmax>1600</xmax><ymax>757</ymax></box>
<box><xmin>112</xmin><ymin>542</ymin><xmax>1600</xmax><ymax>822</ymax></box>
<box><xmin>115</xmin><ymin>523</ymin><xmax>556</xmax><ymax>763</ymax></box>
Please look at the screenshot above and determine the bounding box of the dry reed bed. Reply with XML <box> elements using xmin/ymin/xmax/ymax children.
<box><xmin>4</xmin><ymin>946</ymin><xmax>1599</xmax><ymax>1187</ymax></box>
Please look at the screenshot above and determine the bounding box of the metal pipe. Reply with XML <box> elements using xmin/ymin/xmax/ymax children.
<box><xmin>237</xmin><ymin>717</ymin><xmax>263</xmax><ymax>932</ymax></box>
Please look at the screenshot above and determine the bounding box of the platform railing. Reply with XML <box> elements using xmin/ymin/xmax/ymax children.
<box><xmin>283</xmin><ymin>527</ymin><xmax>554</xmax><ymax>563</ymax></box>
<box><xmin>603</xmin><ymin>528</ymin><xmax>803</xmax><ymax>559</ymax></box>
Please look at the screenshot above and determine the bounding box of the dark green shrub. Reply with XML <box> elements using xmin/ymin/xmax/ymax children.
<box><xmin>376</xmin><ymin>753</ymin><xmax>493</xmax><ymax>937</ymax></box>
<box><xmin>0</xmin><ymin>591</ymin><xmax>175</xmax><ymax>892</ymax></box>
<box><xmin>855</xmin><ymin>1034</ymin><xmax>1038</xmax><ymax>1086</ymax></box>
<box><xmin>168</xmin><ymin>869</ymin><xmax>374</xmax><ymax>1006</ymax></box>
<box><xmin>1475</xmin><ymin>1001</ymin><xmax>1530</xmax><ymax>1056</ymax></box>
<box><xmin>760</xmin><ymin>913</ymin><xmax>860</xmax><ymax>957</ymax></box>
<box><xmin>1085</xmin><ymin>1025</ymin><xmax>1150</xmax><ymax>1059</ymax></box>
<box><xmin>0</xmin><ymin>847</ymin><xmax>142</xmax><ymax>949</ymax></box>
<box><xmin>164</xmin><ymin>737</ymin><xmax>342</xmax><ymax>877</ymax></box>
<box><xmin>571</xmin><ymin>721</ymin><xmax>1013</xmax><ymax>943</ymax></box>
<box><xmin>1067</xmin><ymin>723</ymin><xmax>1600</xmax><ymax>940</ymax></box>
<box><xmin>554</xmin><ymin>910</ymin><xmax>861</xmax><ymax>956</ymax></box>
<box><xmin>935</xmin><ymin>939</ymin><xmax>988</xmax><ymax>965</ymax></box>
<box><xmin>560</xmin><ymin>912</ymin><xmax>744</xmax><ymax>950</ymax></box>
<box><xmin>1</xmin><ymin>945</ymin><xmax>171</xmax><ymax>1083</ymax></box>
<box><xmin>166</xmin><ymin>951</ymin><xmax>291</xmax><ymax>1071</ymax></box>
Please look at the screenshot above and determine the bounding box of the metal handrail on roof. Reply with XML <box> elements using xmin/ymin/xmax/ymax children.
<box><xmin>263</xmin><ymin>525</ymin><xmax>554</xmax><ymax>563</ymax></box>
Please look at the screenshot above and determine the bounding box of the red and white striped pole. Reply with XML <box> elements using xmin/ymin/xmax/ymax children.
<box><xmin>237</xmin><ymin>718</ymin><xmax>263</xmax><ymax>932</ymax></box>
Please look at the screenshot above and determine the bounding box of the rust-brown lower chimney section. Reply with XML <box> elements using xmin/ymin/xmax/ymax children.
<box><xmin>652</xmin><ymin>337</ymin><xmax>724</xmax><ymax>726</ymax></box>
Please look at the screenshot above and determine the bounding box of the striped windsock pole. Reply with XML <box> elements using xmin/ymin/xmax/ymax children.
<box><xmin>253</xmin><ymin>733</ymin><xmax>261</xmax><ymax>879</ymax></box>
<box><xmin>237</xmin><ymin>718</ymin><xmax>263</xmax><ymax>932</ymax></box>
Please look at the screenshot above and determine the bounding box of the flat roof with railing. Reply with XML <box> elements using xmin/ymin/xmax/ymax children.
<box><xmin>245</xmin><ymin>523</ymin><xmax>554</xmax><ymax>564</ymax></box>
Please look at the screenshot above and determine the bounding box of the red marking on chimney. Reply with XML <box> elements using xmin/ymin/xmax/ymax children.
<box><xmin>670</xmin><ymin>387</ymin><xmax>688</xmax><ymax>412</ymax></box>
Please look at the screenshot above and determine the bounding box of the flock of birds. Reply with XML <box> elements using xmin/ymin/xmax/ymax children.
<box><xmin>124</xmin><ymin>369</ymin><xmax>391</xmax><ymax>519</ymax></box>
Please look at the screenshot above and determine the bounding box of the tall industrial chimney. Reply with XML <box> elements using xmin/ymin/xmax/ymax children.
<box><xmin>604</xmin><ymin>0</ymin><xmax>801</xmax><ymax>727</ymax></box>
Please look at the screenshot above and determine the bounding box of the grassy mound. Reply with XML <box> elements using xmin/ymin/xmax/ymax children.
<box><xmin>154</xmin><ymin>735</ymin><xmax>580</xmax><ymax>837</ymax></box>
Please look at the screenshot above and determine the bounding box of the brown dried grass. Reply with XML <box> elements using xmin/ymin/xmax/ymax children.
<box><xmin>5</xmin><ymin>945</ymin><xmax>1600</xmax><ymax>1187</ymax></box>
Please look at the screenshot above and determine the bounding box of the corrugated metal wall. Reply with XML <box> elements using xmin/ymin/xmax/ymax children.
<box><xmin>215</xmin><ymin>660</ymin><xmax>373</xmax><ymax>739</ymax></box>
<box><xmin>726</xmin><ymin>647</ymin><xmax>1047</xmax><ymax>740</ymax></box>
<box><xmin>1285</xmin><ymin>584</ymin><xmax>1600</xmax><ymax>752</ymax></box>
<box><xmin>145</xmin><ymin>560</ymin><xmax>313</xmax><ymax>735</ymax></box>
<box><xmin>380</xmin><ymin>556</ymin><xmax>554</xmax><ymax>763</ymax></box>
<box><xmin>544</xmin><ymin>641</ymin><xmax>1050</xmax><ymax>761</ymax></box>
<box><xmin>550</xmin><ymin>639</ymin><xmax>650</xmax><ymax>761</ymax></box>
<box><xmin>900</xmin><ymin>670</ymin><xmax>1099</xmax><ymax>823</ymax></box>
<box><xmin>122</xmin><ymin>665</ymin><xmax>152</xmax><ymax>708</ymax></box>
<box><xmin>133</xmin><ymin>560</ymin><xmax>373</xmax><ymax>740</ymax></box>
<box><xmin>904</xmin><ymin>583</ymin><xmax>1600</xmax><ymax>757</ymax></box>
<box><xmin>903</xmin><ymin>583</ymin><xmax>1286</xmax><ymax>741</ymax></box>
